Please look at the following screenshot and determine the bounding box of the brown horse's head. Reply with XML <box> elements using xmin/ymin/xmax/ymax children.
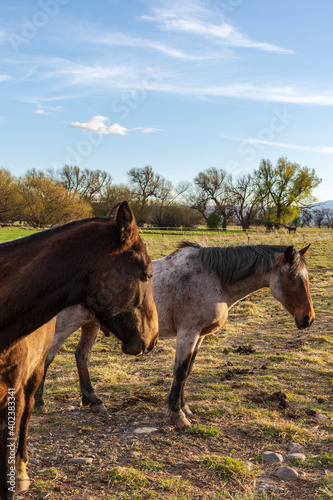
<box><xmin>86</xmin><ymin>201</ymin><xmax>158</xmax><ymax>355</ymax></box>
<box><xmin>269</xmin><ymin>244</ymin><xmax>315</xmax><ymax>329</ymax></box>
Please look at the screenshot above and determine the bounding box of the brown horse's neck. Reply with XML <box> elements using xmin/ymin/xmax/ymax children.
<box><xmin>226</xmin><ymin>266</ymin><xmax>271</xmax><ymax>309</ymax></box>
<box><xmin>0</xmin><ymin>219</ymin><xmax>117</xmax><ymax>351</ymax></box>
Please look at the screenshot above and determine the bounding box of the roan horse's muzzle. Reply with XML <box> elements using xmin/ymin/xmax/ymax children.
<box><xmin>295</xmin><ymin>313</ymin><xmax>315</xmax><ymax>330</ymax></box>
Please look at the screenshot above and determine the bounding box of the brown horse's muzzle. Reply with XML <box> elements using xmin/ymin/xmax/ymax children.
<box><xmin>121</xmin><ymin>334</ymin><xmax>158</xmax><ymax>356</ymax></box>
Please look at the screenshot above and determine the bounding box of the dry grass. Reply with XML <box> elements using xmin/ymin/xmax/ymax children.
<box><xmin>1</xmin><ymin>226</ymin><xmax>332</xmax><ymax>499</ymax></box>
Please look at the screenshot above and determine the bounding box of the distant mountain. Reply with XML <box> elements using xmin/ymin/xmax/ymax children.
<box><xmin>311</xmin><ymin>200</ymin><xmax>333</xmax><ymax>210</ymax></box>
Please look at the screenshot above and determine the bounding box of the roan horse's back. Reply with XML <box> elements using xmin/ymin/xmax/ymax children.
<box><xmin>153</xmin><ymin>246</ymin><xmax>227</xmax><ymax>338</ymax></box>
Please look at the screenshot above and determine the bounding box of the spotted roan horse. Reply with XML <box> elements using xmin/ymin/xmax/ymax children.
<box><xmin>35</xmin><ymin>243</ymin><xmax>314</xmax><ymax>429</ymax></box>
<box><xmin>0</xmin><ymin>202</ymin><xmax>158</xmax><ymax>500</ymax></box>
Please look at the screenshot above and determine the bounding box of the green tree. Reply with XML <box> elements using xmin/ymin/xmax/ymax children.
<box><xmin>253</xmin><ymin>157</ymin><xmax>321</xmax><ymax>225</ymax></box>
<box><xmin>0</xmin><ymin>169</ymin><xmax>20</xmax><ymax>223</ymax></box>
<box><xmin>206</xmin><ymin>212</ymin><xmax>221</xmax><ymax>229</ymax></box>
<box><xmin>18</xmin><ymin>170</ymin><xmax>93</xmax><ymax>227</ymax></box>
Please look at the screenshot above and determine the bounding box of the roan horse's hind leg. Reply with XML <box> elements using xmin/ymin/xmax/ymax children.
<box><xmin>166</xmin><ymin>330</ymin><xmax>201</xmax><ymax>428</ymax></box>
<box><xmin>76</xmin><ymin>321</ymin><xmax>107</xmax><ymax>413</ymax></box>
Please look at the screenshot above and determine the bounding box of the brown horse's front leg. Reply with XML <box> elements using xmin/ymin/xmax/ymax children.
<box><xmin>76</xmin><ymin>322</ymin><xmax>107</xmax><ymax>413</ymax></box>
<box><xmin>166</xmin><ymin>331</ymin><xmax>200</xmax><ymax>428</ymax></box>
<box><xmin>16</xmin><ymin>373</ymin><xmax>43</xmax><ymax>497</ymax></box>
<box><xmin>0</xmin><ymin>388</ymin><xmax>25</xmax><ymax>500</ymax></box>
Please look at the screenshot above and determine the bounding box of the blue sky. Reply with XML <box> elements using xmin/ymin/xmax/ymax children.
<box><xmin>1</xmin><ymin>0</ymin><xmax>333</xmax><ymax>201</ymax></box>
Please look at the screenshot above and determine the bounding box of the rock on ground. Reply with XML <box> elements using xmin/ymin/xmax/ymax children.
<box><xmin>262</xmin><ymin>451</ymin><xmax>283</xmax><ymax>463</ymax></box>
<box><xmin>275</xmin><ymin>466</ymin><xmax>299</xmax><ymax>480</ymax></box>
<box><xmin>68</xmin><ymin>457</ymin><xmax>93</xmax><ymax>465</ymax></box>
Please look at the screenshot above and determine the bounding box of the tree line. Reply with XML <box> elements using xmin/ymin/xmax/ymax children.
<box><xmin>0</xmin><ymin>157</ymin><xmax>326</xmax><ymax>229</ymax></box>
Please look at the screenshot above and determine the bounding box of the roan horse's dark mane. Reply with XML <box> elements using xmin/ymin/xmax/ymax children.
<box><xmin>178</xmin><ymin>241</ymin><xmax>305</xmax><ymax>287</ymax></box>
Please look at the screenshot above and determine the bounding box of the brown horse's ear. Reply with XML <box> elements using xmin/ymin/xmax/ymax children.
<box><xmin>299</xmin><ymin>243</ymin><xmax>311</xmax><ymax>256</ymax></box>
<box><xmin>114</xmin><ymin>201</ymin><xmax>135</xmax><ymax>241</ymax></box>
<box><xmin>107</xmin><ymin>202</ymin><xmax>123</xmax><ymax>218</ymax></box>
<box><xmin>284</xmin><ymin>245</ymin><xmax>294</xmax><ymax>262</ymax></box>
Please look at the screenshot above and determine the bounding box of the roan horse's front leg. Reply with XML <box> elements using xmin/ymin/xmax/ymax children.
<box><xmin>166</xmin><ymin>330</ymin><xmax>201</xmax><ymax>428</ymax></box>
<box><xmin>180</xmin><ymin>337</ymin><xmax>204</xmax><ymax>419</ymax></box>
<box><xmin>76</xmin><ymin>321</ymin><xmax>107</xmax><ymax>413</ymax></box>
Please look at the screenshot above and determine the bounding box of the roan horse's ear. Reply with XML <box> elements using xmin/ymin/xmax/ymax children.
<box><xmin>299</xmin><ymin>243</ymin><xmax>311</xmax><ymax>256</ymax></box>
<box><xmin>109</xmin><ymin>201</ymin><xmax>135</xmax><ymax>241</ymax></box>
<box><xmin>284</xmin><ymin>245</ymin><xmax>294</xmax><ymax>262</ymax></box>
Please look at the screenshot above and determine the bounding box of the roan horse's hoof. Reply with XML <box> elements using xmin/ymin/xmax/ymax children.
<box><xmin>90</xmin><ymin>403</ymin><xmax>108</xmax><ymax>414</ymax></box>
<box><xmin>169</xmin><ymin>409</ymin><xmax>192</xmax><ymax>428</ymax></box>
<box><xmin>181</xmin><ymin>404</ymin><xmax>194</xmax><ymax>418</ymax></box>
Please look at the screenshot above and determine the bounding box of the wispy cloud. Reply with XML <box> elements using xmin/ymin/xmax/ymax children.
<box><xmin>85</xmin><ymin>30</ymin><xmax>205</xmax><ymax>61</ymax></box>
<box><xmin>69</xmin><ymin>116</ymin><xmax>161</xmax><ymax>136</ymax></box>
<box><xmin>221</xmin><ymin>133</ymin><xmax>333</xmax><ymax>155</ymax></box>
<box><xmin>34</xmin><ymin>104</ymin><xmax>63</xmax><ymax>115</ymax></box>
<box><xmin>7</xmin><ymin>55</ymin><xmax>333</xmax><ymax>106</ymax></box>
<box><xmin>140</xmin><ymin>1</ymin><xmax>293</xmax><ymax>54</ymax></box>
<box><xmin>0</xmin><ymin>74</ymin><xmax>11</xmax><ymax>82</ymax></box>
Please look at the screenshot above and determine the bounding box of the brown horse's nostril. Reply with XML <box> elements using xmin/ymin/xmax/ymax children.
<box><xmin>303</xmin><ymin>315</ymin><xmax>310</xmax><ymax>327</ymax></box>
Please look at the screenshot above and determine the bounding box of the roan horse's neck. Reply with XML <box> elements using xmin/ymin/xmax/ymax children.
<box><xmin>226</xmin><ymin>270</ymin><xmax>270</xmax><ymax>309</ymax></box>
<box><xmin>0</xmin><ymin>220</ymin><xmax>114</xmax><ymax>351</ymax></box>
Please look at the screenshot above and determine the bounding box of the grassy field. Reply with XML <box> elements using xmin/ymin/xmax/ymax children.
<box><xmin>1</xmin><ymin>226</ymin><xmax>333</xmax><ymax>499</ymax></box>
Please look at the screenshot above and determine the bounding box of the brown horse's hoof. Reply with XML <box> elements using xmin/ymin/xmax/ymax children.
<box><xmin>15</xmin><ymin>478</ymin><xmax>30</xmax><ymax>495</ymax></box>
<box><xmin>181</xmin><ymin>404</ymin><xmax>194</xmax><ymax>418</ymax></box>
<box><xmin>170</xmin><ymin>410</ymin><xmax>192</xmax><ymax>428</ymax></box>
<box><xmin>90</xmin><ymin>403</ymin><xmax>108</xmax><ymax>414</ymax></box>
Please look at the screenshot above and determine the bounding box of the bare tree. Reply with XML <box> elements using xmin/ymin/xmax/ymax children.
<box><xmin>229</xmin><ymin>173</ymin><xmax>260</xmax><ymax>230</ymax></box>
<box><xmin>57</xmin><ymin>165</ymin><xmax>112</xmax><ymax>202</ymax></box>
<box><xmin>312</xmin><ymin>208</ymin><xmax>327</xmax><ymax>228</ymax></box>
<box><xmin>92</xmin><ymin>184</ymin><xmax>135</xmax><ymax>216</ymax></box>
<box><xmin>324</xmin><ymin>208</ymin><xmax>333</xmax><ymax>228</ymax></box>
<box><xmin>193</xmin><ymin>167</ymin><xmax>234</xmax><ymax>229</ymax></box>
<box><xmin>128</xmin><ymin>165</ymin><xmax>173</xmax><ymax>223</ymax></box>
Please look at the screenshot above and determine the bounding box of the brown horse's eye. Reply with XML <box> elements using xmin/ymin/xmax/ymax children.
<box><xmin>287</xmin><ymin>275</ymin><xmax>296</xmax><ymax>283</ymax></box>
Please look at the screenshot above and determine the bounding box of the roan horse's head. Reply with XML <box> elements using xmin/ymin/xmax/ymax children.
<box><xmin>85</xmin><ymin>201</ymin><xmax>159</xmax><ymax>355</ymax></box>
<box><xmin>269</xmin><ymin>244</ymin><xmax>315</xmax><ymax>330</ymax></box>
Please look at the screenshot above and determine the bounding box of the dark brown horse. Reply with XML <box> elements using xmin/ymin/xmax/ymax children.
<box><xmin>0</xmin><ymin>201</ymin><xmax>158</xmax><ymax>500</ymax></box>
<box><xmin>285</xmin><ymin>225</ymin><xmax>297</xmax><ymax>234</ymax></box>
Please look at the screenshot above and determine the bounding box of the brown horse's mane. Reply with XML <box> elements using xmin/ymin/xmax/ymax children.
<box><xmin>178</xmin><ymin>241</ymin><xmax>305</xmax><ymax>287</ymax></box>
<box><xmin>0</xmin><ymin>217</ymin><xmax>109</xmax><ymax>248</ymax></box>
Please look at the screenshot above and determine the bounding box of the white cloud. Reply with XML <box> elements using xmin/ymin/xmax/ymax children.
<box><xmin>35</xmin><ymin>108</ymin><xmax>49</xmax><ymax>115</ymax></box>
<box><xmin>69</xmin><ymin>116</ymin><xmax>161</xmax><ymax>136</ymax></box>
<box><xmin>140</xmin><ymin>1</ymin><xmax>293</xmax><ymax>54</ymax></box>
<box><xmin>221</xmin><ymin>133</ymin><xmax>333</xmax><ymax>155</ymax></box>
